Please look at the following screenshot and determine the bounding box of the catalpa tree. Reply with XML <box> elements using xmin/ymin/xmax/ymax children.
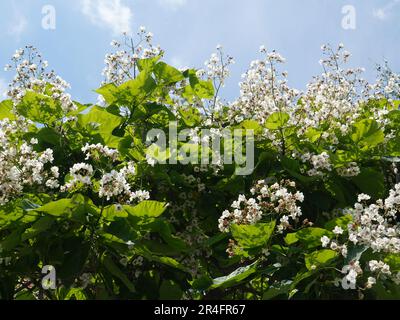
<box><xmin>0</xmin><ymin>28</ymin><xmax>400</xmax><ymax>300</ymax></box>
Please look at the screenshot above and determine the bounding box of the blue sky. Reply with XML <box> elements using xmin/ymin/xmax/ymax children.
<box><xmin>0</xmin><ymin>0</ymin><xmax>399</xmax><ymax>104</ymax></box>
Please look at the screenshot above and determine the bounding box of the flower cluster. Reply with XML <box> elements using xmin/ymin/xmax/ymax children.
<box><xmin>348</xmin><ymin>190</ymin><xmax>400</xmax><ymax>253</ymax></box>
<box><xmin>340</xmin><ymin>261</ymin><xmax>363</xmax><ymax>290</ymax></box>
<box><xmin>99</xmin><ymin>170</ymin><xmax>131</xmax><ymax>201</ymax></box>
<box><xmin>0</xmin><ymin>118</ymin><xmax>59</xmax><ymax>205</ymax></box>
<box><xmin>228</xmin><ymin>46</ymin><xmax>299</xmax><ymax>125</ymax></box>
<box><xmin>336</xmin><ymin>162</ymin><xmax>361</xmax><ymax>177</ymax></box>
<box><xmin>226</xmin><ymin>43</ymin><xmax>399</xmax><ymax>166</ymax></box>
<box><xmin>321</xmin><ymin>233</ymin><xmax>348</xmax><ymax>258</ymax></box>
<box><xmin>297</xmin><ymin>152</ymin><xmax>333</xmax><ymax>177</ymax></box>
<box><xmin>82</xmin><ymin>143</ymin><xmax>119</xmax><ymax>162</ymax></box>
<box><xmin>98</xmin><ymin>162</ymin><xmax>148</xmax><ymax>203</ymax></box>
<box><xmin>218</xmin><ymin>179</ymin><xmax>304</xmax><ymax>232</ymax></box>
<box><xmin>322</xmin><ymin>185</ymin><xmax>400</xmax><ymax>290</ymax></box>
<box><xmin>102</xmin><ymin>27</ymin><xmax>162</xmax><ymax>86</ymax></box>
<box><xmin>2</xmin><ymin>28</ymin><xmax>400</xmax><ymax>300</ymax></box>
<box><xmin>5</xmin><ymin>46</ymin><xmax>76</xmax><ymax>114</ymax></box>
<box><xmin>61</xmin><ymin>163</ymin><xmax>94</xmax><ymax>192</ymax></box>
<box><xmin>203</xmin><ymin>45</ymin><xmax>234</xmax><ymax>87</ymax></box>
<box><xmin>59</xmin><ymin>145</ymin><xmax>148</xmax><ymax>204</ymax></box>
<box><xmin>297</xmin><ymin>44</ymin><xmax>370</xmax><ymax>136</ymax></box>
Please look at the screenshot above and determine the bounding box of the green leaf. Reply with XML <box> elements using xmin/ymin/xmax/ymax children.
<box><xmin>118</xmin><ymin>71</ymin><xmax>157</xmax><ymax>105</ymax></box>
<box><xmin>282</xmin><ymin>156</ymin><xmax>317</xmax><ymax>185</ymax></box>
<box><xmin>210</xmin><ymin>261</ymin><xmax>259</xmax><ymax>289</ymax></box>
<box><xmin>78</xmin><ymin>106</ymin><xmax>123</xmax><ymax>148</ymax></box>
<box><xmin>284</xmin><ymin>233</ymin><xmax>299</xmax><ymax>246</ymax></box>
<box><xmin>21</xmin><ymin>216</ymin><xmax>55</xmax><ymax>241</ymax></box>
<box><xmin>149</xmin><ymin>219</ymin><xmax>189</xmax><ymax>252</ymax></box>
<box><xmin>99</xmin><ymin>231</ymin><xmax>128</xmax><ymax>245</ymax></box>
<box><xmin>179</xmin><ymin>107</ymin><xmax>201</xmax><ymax>127</ymax></box>
<box><xmin>205</xmin><ymin>233</ymin><xmax>228</xmax><ymax>247</ymax></box>
<box><xmin>36</xmin><ymin>127</ymin><xmax>62</xmax><ymax>146</ymax></box>
<box><xmin>265</xmin><ymin>112</ymin><xmax>290</xmax><ymax>130</ymax></box>
<box><xmin>190</xmin><ymin>275</ymin><xmax>213</xmax><ymax>291</ymax></box>
<box><xmin>146</xmin><ymin>143</ymin><xmax>171</xmax><ymax>163</ymax></box>
<box><xmin>102</xmin><ymin>254</ymin><xmax>135</xmax><ymax>292</ymax></box>
<box><xmin>15</xmin><ymin>91</ymin><xmax>62</xmax><ymax>123</ymax></box>
<box><xmin>305</xmin><ymin>249</ymin><xmax>338</xmax><ymax>270</ymax></box>
<box><xmin>135</xmin><ymin>245</ymin><xmax>189</xmax><ymax>272</ymax></box>
<box><xmin>95</xmin><ymin>83</ymin><xmax>119</xmax><ymax>105</ymax></box>
<box><xmin>35</xmin><ymin>199</ymin><xmax>74</xmax><ymax>216</ymax></box>
<box><xmin>131</xmin><ymin>102</ymin><xmax>174</xmax><ymax>122</ymax></box>
<box><xmin>263</xmin><ymin>280</ymin><xmax>293</xmax><ymax>300</ymax></box>
<box><xmin>193</xmin><ymin>79</ymin><xmax>215</xmax><ymax>98</ymax></box>
<box><xmin>305</xmin><ymin>128</ymin><xmax>322</xmax><ymax>143</ymax></box>
<box><xmin>20</xmin><ymin>199</ymin><xmax>41</xmax><ymax>211</ymax></box>
<box><xmin>68</xmin><ymin>101</ymin><xmax>91</xmax><ymax>116</ymax></box>
<box><xmin>0</xmin><ymin>228</ymin><xmax>23</xmax><ymax>252</ymax></box>
<box><xmin>124</xmin><ymin>201</ymin><xmax>168</xmax><ymax>218</ymax></box>
<box><xmin>231</xmin><ymin>221</ymin><xmax>276</xmax><ymax>249</ymax></box>
<box><xmin>0</xmin><ymin>100</ymin><xmax>15</xmax><ymax>120</ymax></box>
<box><xmin>238</xmin><ymin>120</ymin><xmax>262</xmax><ymax>134</ymax></box>
<box><xmin>186</xmin><ymin>70</ymin><xmax>214</xmax><ymax>99</ymax></box>
<box><xmin>102</xmin><ymin>204</ymin><xmax>129</xmax><ymax>221</ymax></box>
<box><xmin>159</xmin><ymin>280</ymin><xmax>183</xmax><ymax>300</ymax></box>
<box><xmin>79</xmin><ymin>105</ymin><xmax>122</xmax><ymax>131</ymax></box>
<box><xmin>154</xmin><ymin>62</ymin><xmax>185</xmax><ymax>84</ymax></box>
<box><xmin>350</xmin><ymin>119</ymin><xmax>384</xmax><ymax>149</ymax></box>
<box><xmin>352</xmin><ymin>168</ymin><xmax>385</xmax><ymax>199</ymax></box>
<box><xmin>57</xmin><ymin>237</ymin><xmax>90</xmax><ymax>281</ymax></box>
<box><xmin>325</xmin><ymin>214</ymin><xmax>352</xmax><ymax>231</ymax></box>
<box><xmin>64</xmin><ymin>288</ymin><xmax>88</xmax><ymax>300</ymax></box>
<box><xmin>35</xmin><ymin>195</ymin><xmax>96</xmax><ymax>223</ymax></box>
<box><xmin>344</xmin><ymin>245</ymin><xmax>368</xmax><ymax>265</ymax></box>
<box><xmin>137</xmin><ymin>56</ymin><xmax>162</xmax><ymax>73</ymax></box>
<box><xmin>373</xmin><ymin>281</ymin><xmax>400</xmax><ymax>300</ymax></box>
<box><xmin>324</xmin><ymin>177</ymin><xmax>347</xmax><ymax>206</ymax></box>
<box><xmin>157</xmin><ymin>256</ymin><xmax>188</xmax><ymax>271</ymax></box>
<box><xmin>291</xmin><ymin>270</ymin><xmax>316</xmax><ymax>289</ymax></box>
<box><xmin>384</xmin><ymin>254</ymin><xmax>400</xmax><ymax>272</ymax></box>
<box><xmin>285</xmin><ymin>228</ymin><xmax>333</xmax><ymax>249</ymax></box>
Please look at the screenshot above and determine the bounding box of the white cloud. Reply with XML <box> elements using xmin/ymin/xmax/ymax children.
<box><xmin>373</xmin><ymin>9</ymin><xmax>386</xmax><ymax>20</ymax></box>
<box><xmin>81</xmin><ymin>0</ymin><xmax>133</xmax><ymax>35</ymax></box>
<box><xmin>0</xmin><ymin>79</ymin><xmax>8</xmax><ymax>99</ymax></box>
<box><xmin>373</xmin><ymin>0</ymin><xmax>400</xmax><ymax>20</ymax></box>
<box><xmin>8</xmin><ymin>12</ymin><xmax>27</xmax><ymax>40</ymax></box>
<box><xmin>170</xmin><ymin>57</ymin><xmax>189</xmax><ymax>70</ymax></box>
<box><xmin>158</xmin><ymin>0</ymin><xmax>187</xmax><ymax>10</ymax></box>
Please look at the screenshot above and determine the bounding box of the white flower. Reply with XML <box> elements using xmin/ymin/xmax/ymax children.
<box><xmin>357</xmin><ymin>194</ymin><xmax>371</xmax><ymax>202</ymax></box>
<box><xmin>321</xmin><ymin>236</ymin><xmax>331</xmax><ymax>247</ymax></box>
<box><xmin>126</xmin><ymin>241</ymin><xmax>135</xmax><ymax>250</ymax></box>
<box><xmin>366</xmin><ymin>277</ymin><xmax>376</xmax><ymax>289</ymax></box>
<box><xmin>219</xmin><ymin>180</ymin><xmax>303</xmax><ymax>232</ymax></box>
<box><xmin>146</xmin><ymin>156</ymin><xmax>156</xmax><ymax>167</ymax></box>
<box><xmin>82</xmin><ymin>143</ymin><xmax>119</xmax><ymax>162</ymax></box>
<box><xmin>340</xmin><ymin>245</ymin><xmax>348</xmax><ymax>257</ymax></box>
<box><xmin>333</xmin><ymin>226</ymin><xmax>344</xmax><ymax>235</ymax></box>
<box><xmin>341</xmin><ymin>261</ymin><xmax>362</xmax><ymax>290</ymax></box>
<box><xmin>130</xmin><ymin>190</ymin><xmax>150</xmax><ymax>203</ymax></box>
<box><xmin>369</xmin><ymin>260</ymin><xmax>391</xmax><ymax>275</ymax></box>
<box><xmin>99</xmin><ymin>170</ymin><xmax>130</xmax><ymax>201</ymax></box>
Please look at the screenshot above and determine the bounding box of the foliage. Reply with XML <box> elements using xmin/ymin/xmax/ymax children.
<box><xmin>1</xmin><ymin>35</ymin><xmax>400</xmax><ymax>300</ymax></box>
